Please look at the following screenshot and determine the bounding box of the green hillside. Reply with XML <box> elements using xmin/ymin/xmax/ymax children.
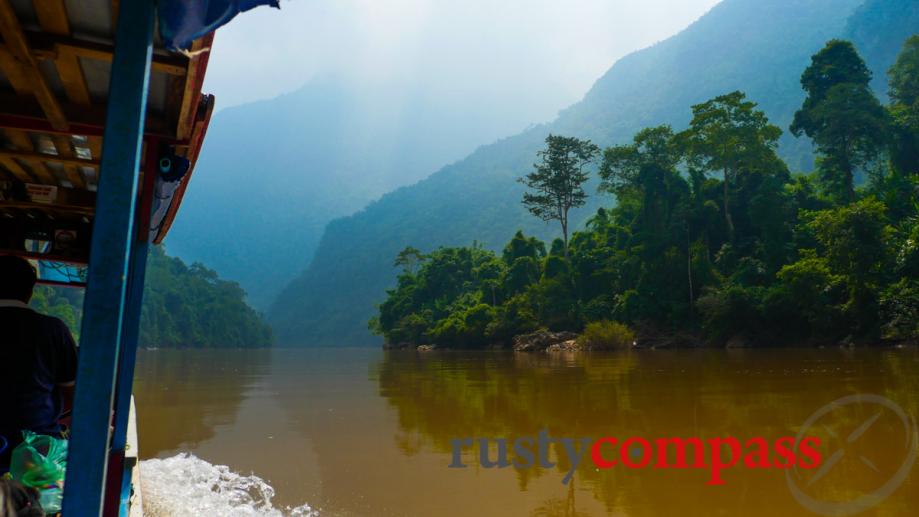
<box><xmin>140</xmin><ymin>247</ymin><xmax>273</xmax><ymax>348</ymax></box>
<box><xmin>33</xmin><ymin>247</ymin><xmax>273</xmax><ymax>348</ymax></box>
<box><xmin>270</xmin><ymin>0</ymin><xmax>919</xmax><ymax>346</ymax></box>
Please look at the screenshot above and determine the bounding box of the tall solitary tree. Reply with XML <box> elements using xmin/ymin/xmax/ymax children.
<box><xmin>681</xmin><ymin>91</ymin><xmax>783</xmax><ymax>241</ymax></box>
<box><xmin>791</xmin><ymin>40</ymin><xmax>889</xmax><ymax>203</ymax></box>
<box><xmin>520</xmin><ymin>134</ymin><xmax>599</xmax><ymax>258</ymax></box>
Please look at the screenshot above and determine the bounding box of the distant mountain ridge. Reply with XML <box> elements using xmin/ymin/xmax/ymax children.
<box><xmin>270</xmin><ymin>0</ymin><xmax>919</xmax><ymax>346</ymax></box>
<box><xmin>166</xmin><ymin>76</ymin><xmax>546</xmax><ymax>309</ymax></box>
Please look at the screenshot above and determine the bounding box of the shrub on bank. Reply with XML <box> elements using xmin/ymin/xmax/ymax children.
<box><xmin>578</xmin><ymin>320</ymin><xmax>635</xmax><ymax>349</ymax></box>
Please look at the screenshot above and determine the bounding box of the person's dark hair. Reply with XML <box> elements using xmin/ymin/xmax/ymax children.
<box><xmin>0</xmin><ymin>255</ymin><xmax>37</xmax><ymax>302</ymax></box>
<box><xmin>0</xmin><ymin>479</ymin><xmax>44</xmax><ymax>517</ymax></box>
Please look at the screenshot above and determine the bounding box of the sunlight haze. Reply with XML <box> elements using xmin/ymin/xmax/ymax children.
<box><xmin>205</xmin><ymin>0</ymin><xmax>722</xmax><ymax>120</ymax></box>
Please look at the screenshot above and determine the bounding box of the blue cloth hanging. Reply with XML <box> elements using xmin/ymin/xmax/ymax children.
<box><xmin>158</xmin><ymin>0</ymin><xmax>280</xmax><ymax>50</ymax></box>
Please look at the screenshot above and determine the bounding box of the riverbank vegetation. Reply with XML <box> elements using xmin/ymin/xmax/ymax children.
<box><xmin>139</xmin><ymin>246</ymin><xmax>273</xmax><ymax>347</ymax></box>
<box><xmin>371</xmin><ymin>36</ymin><xmax>919</xmax><ymax>349</ymax></box>
<box><xmin>34</xmin><ymin>246</ymin><xmax>273</xmax><ymax>347</ymax></box>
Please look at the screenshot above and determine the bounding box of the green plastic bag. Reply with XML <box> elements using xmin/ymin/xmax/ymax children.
<box><xmin>9</xmin><ymin>431</ymin><xmax>68</xmax><ymax>514</ymax></box>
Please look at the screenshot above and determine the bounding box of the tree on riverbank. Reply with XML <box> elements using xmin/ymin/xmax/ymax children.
<box><xmin>519</xmin><ymin>135</ymin><xmax>599</xmax><ymax>258</ymax></box>
<box><xmin>791</xmin><ymin>40</ymin><xmax>889</xmax><ymax>203</ymax></box>
<box><xmin>372</xmin><ymin>35</ymin><xmax>919</xmax><ymax>349</ymax></box>
<box><xmin>682</xmin><ymin>91</ymin><xmax>785</xmax><ymax>241</ymax></box>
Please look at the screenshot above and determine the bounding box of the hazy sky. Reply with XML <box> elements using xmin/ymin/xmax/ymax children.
<box><xmin>204</xmin><ymin>0</ymin><xmax>721</xmax><ymax>119</ymax></box>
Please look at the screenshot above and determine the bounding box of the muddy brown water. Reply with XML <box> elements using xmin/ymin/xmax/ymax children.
<box><xmin>133</xmin><ymin>347</ymin><xmax>919</xmax><ymax>516</ymax></box>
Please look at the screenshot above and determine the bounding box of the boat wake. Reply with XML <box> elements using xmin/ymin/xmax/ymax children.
<box><xmin>140</xmin><ymin>453</ymin><xmax>318</xmax><ymax>516</ymax></box>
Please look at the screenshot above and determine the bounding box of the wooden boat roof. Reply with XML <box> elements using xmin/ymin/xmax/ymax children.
<box><xmin>0</xmin><ymin>0</ymin><xmax>214</xmax><ymax>275</ymax></box>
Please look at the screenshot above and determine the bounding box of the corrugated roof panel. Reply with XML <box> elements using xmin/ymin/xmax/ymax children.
<box><xmin>79</xmin><ymin>57</ymin><xmax>110</xmax><ymax>104</ymax></box>
<box><xmin>37</xmin><ymin>59</ymin><xmax>66</xmax><ymax>99</ymax></box>
<box><xmin>35</xmin><ymin>134</ymin><xmax>57</xmax><ymax>155</ymax></box>
<box><xmin>45</xmin><ymin>161</ymin><xmax>65</xmax><ymax>182</ymax></box>
<box><xmin>146</xmin><ymin>71</ymin><xmax>169</xmax><ymax>115</ymax></box>
<box><xmin>65</xmin><ymin>0</ymin><xmax>114</xmax><ymax>41</ymax></box>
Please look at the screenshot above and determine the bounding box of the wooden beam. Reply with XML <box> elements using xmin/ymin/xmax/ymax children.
<box><xmin>87</xmin><ymin>136</ymin><xmax>103</xmax><ymax>161</ymax></box>
<box><xmin>52</xmin><ymin>135</ymin><xmax>88</xmax><ymax>189</ymax></box>
<box><xmin>32</xmin><ymin>1</ymin><xmax>93</xmax><ymax>108</ymax></box>
<box><xmin>55</xmin><ymin>48</ymin><xmax>92</xmax><ymax>105</ymax></box>
<box><xmin>0</xmin><ymin>0</ymin><xmax>68</xmax><ymax>131</ymax></box>
<box><xmin>4</xmin><ymin>130</ymin><xmax>56</xmax><ymax>184</ymax></box>
<box><xmin>0</xmin><ymin>111</ymin><xmax>107</xmax><ymax>137</ymax></box>
<box><xmin>0</xmin><ymin>48</ymin><xmax>30</xmax><ymax>93</ymax></box>
<box><xmin>163</xmin><ymin>74</ymin><xmax>185</xmax><ymax>135</ymax></box>
<box><xmin>175</xmin><ymin>36</ymin><xmax>212</xmax><ymax>141</ymax></box>
<box><xmin>32</xmin><ymin>0</ymin><xmax>70</xmax><ymax>35</ymax></box>
<box><xmin>0</xmin><ymin>148</ymin><xmax>98</xmax><ymax>168</ymax></box>
<box><xmin>0</xmin><ymin>94</ymin><xmax>176</xmax><ymax>139</ymax></box>
<box><xmin>0</xmin><ymin>156</ymin><xmax>36</xmax><ymax>182</ymax></box>
<box><xmin>0</xmin><ymin>200</ymin><xmax>93</xmax><ymax>216</ymax></box>
<box><xmin>27</xmin><ymin>34</ymin><xmax>189</xmax><ymax>76</ymax></box>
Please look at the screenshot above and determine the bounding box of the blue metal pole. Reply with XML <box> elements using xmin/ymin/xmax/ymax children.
<box><xmin>110</xmin><ymin>216</ymin><xmax>149</xmax><ymax>452</ymax></box>
<box><xmin>107</xmin><ymin>236</ymin><xmax>149</xmax><ymax>517</ymax></box>
<box><xmin>107</xmin><ymin>139</ymin><xmax>159</xmax><ymax>517</ymax></box>
<box><xmin>62</xmin><ymin>2</ymin><xmax>155</xmax><ymax>515</ymax></box>
<box><xmin>111</xmin><ymin>140</ymin><xmax>158</xmax><ymax>455</ymax></box>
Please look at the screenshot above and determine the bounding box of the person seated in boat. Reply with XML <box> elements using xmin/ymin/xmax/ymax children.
<box><xmin>0</xmin><ymin>256</ymin><xmax>78</xmax><ymax>474</ymax></box>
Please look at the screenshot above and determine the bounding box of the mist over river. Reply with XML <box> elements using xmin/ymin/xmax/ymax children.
<box><xmin>133</xmin><ymin>348</ymin><xmax>919</xmax><ymax>516</ymax></box>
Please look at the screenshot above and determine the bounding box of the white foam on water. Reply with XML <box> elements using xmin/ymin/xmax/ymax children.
<box><xmin>139</xmin><ymin>453</ymin><xmax>318</xmax><ymax>517</ymax></box>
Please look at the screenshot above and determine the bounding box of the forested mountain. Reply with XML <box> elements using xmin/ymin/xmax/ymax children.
<box><xmin>270</xmin><ymin>0</ymin><xmax>919</xmax><ymax>346</ymax></box>
<box><xmin>166</xmin><ymin>76</ymin><xmax>550</xmax><ymax>310</ymax></box>
<box><xmin>32</xmin><ymin>247</ymin><xmax>272</xmax><ymax>348</ymax></box>
<box><xmin>846</xmin><ymin>0</ymin><xmax>919</xmax><ymax>98</ymax></box>
<box><xmin>373</xmin><ymin>33</ymin><xmax>919</xmax><ymax>349</ymax></box>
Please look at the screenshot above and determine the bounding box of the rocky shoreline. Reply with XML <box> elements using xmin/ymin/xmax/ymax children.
<box><xmin>385</xmin><ymin>329</ymin><xmax>642</xmax><ymax>352</ymax></box>
<box><xmin>383</xmin><ymin>329</ymin><xmax>919</xmax><ymax>352</ymax></box>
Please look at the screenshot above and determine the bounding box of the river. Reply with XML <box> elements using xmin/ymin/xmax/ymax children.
<box><xmin>132</xmin><ymin>347</ymin><xmax>919</xmax><ymax>516</ymax></box>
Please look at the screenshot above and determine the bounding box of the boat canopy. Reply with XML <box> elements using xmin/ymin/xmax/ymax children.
<box><xmin>0</xmin><ymin>0</ymin><xmax>277</xmax><ymax>286</ymax></box>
